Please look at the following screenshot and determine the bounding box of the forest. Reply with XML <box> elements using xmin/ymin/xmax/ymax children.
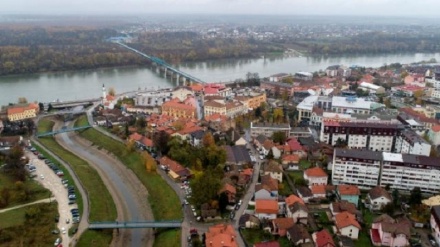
<box><xmin>287</xmin><ymin>32</ymin><xmax>440</xmax><ymax>55</ymax></box>
<box><xmin>132</xmin><ymin>31</ymin><xmax>283</xmax><ymax>63</ymax></box>
<box><xmin>0</xmin><ymin>27</ymin><xmax>145</xmax><ymax>76</ymax></box>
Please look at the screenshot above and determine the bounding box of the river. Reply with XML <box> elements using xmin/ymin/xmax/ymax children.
<box><xmin>1</xmin><ymin>52</ymin><xmax>440</xmax><ymax>106</ymax></box>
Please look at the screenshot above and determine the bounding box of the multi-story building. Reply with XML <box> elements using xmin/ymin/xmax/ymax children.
<box><xmin>332</xmin><ymin>149</ymin><xmax>383</xmax><ymax>189</ymax></box>
<box><xmin>260</xmin><ymin>81</ymin><xmax>294</xmax><ymax>97</ymax></box>
<box><xmin>161</xmin><ymin>98</ymin><xmax>197</xmax><ymax>119</ymax></box>
<box><xmin>235</xmin><ymin>92</ymin><xmax>266</xmax><ymax>110</ymax></box>
<box><xmin>203</xmin><ymin>84</ymin><xmax>232</xmax><ymax>98</ymax></box>
<box><xmin>395</xmin><ymin>129</ymin><xmax>431</xmax><ymax>157</ymax></box>
<box><xmin>7</xmin><ymin>103</ymin><xmax>39</xmax><ymax>121</ymax></box>
<box><xmin>332</xmin><ymin>148</ymin><xmax>440</xmax><ymax>194</ymax></box>
<box><xmin>203</xmin><ymin>99</ymin><xmax>246</xmax><ymax>118</ymax></box>
<box><xmin>134</xmin><ymin>89</ymin><xmax>173</xmax><ymax>107</ymax></box>
<box><xmin>320</xmin><ymin>119</ymin><xmax>402</xmax><ymax>152</ymax></box>
<box><xmin>250</xmin><ymin>122</ymin><xmax>291</xmax><ymax>138</ymax></box>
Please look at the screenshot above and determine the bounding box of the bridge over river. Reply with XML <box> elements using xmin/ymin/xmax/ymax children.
<box><xmin>115</xmin><ymin>42</ymin><xmax>206</xmax><ymax>85</ymax></box>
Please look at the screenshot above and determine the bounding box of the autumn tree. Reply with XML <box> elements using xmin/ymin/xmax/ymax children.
<box><xmin>409</xmin><ymin>187</ymin><xmax>422</xmax><ymax>206</ymax></box>
<box><xmin>153</xmin><ymin>130</ymin><xmax>171</xmax><ymax>155</ymax></box>
<box><xmin>190</xmin><ymin>169</ymin><xmax>221</xmax><ymax>206</ymax></box>
<box><xmin>273</xmin><ymin>108</ymin><xmax>284</xmax><ymax>123</ymax></box>
<box><xmin>108</xmin><ymin>87</ymin><xmax>116</xmax><ymax>96</ymax></box>
<box><xmin>272</xmin><ymin>131</ymin><xmax>287</xmax><ymax>144</ymax></box>
<box><xmin>3</xmin><ymin>146</ymin><xmax>26</xmax><ymax>181</ymax></box>
<box><xmin>202</xmin><ymin>132</ymin><xmax>215</xmax><ymax>147</ymax></box>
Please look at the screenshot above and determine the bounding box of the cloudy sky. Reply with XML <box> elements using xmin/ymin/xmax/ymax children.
<box><xmin>2</xmin><ymin>0</ymin><xmax>440</xmax><ymax>16</ymax></box>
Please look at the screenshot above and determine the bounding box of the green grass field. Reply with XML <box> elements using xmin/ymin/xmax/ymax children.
<box><xmin>0</xmin><ymin>203</ymin><xmax>59</xmax><ymax>247</ymax></box>
<box><xmin>75</xmin><ymin>115</ymin><xmax>182</xmax><ymax>247</ymax></box>
<box><xmin>36</xmin><ymin>118</ymin><xmax>116</xmax><ymax>246</ymax></box>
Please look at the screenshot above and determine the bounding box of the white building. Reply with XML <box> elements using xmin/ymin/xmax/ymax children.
<box><xmin>332</xmin><ymin>149</ymin><xmax>383</xmax><ymax>189</ymax></box>
<box><xmin>250</xmin><ymin>122</ymin><xmax>291</xmax><ymax>138</ymax></box>
<box><xmin>331</xmin><ymin>96</ymin><xmax>375</xmax><ymax>115</ymax></box>
<box><xmin>332</xmin><ymin>148</ymin><xmax>440</xmax><ymax>194</ymax></box>
<box><xmin>172</xmin><ymin>86</ymin><xmax>194</xmax><ymax>101</ymax></box>
<box><xmin>359</xmin><ymin>82</ymin><xmax>385</xmax><ymax>95</ymax></box>
<box><xmin>395</xmin><ymin>129</ymin><xmax>431</xmax><ymax>157</ymax></box>
<box><xmin>304</xmin><ymin>167</ymin><xmax>328</xmax><ymax>186</ymax></box>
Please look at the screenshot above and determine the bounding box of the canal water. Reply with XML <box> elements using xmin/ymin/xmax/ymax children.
<box><xmin>1</xmin><ymin>52</ymin><xmax>440</xmax><ymax>105</ymax></box>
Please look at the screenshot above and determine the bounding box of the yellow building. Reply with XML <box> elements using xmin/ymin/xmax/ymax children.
<box><xmin>7</xmin><ymin>103</ymin><xmax>39</xmax><ymax>121</ymax></box>
<box><xmin>235</xmin><ymin>92</ymin><xmax>267</xmax><ymax>110</ymax></box>
<box><xmin>161</xmin><ymin>98</ymin><xmax>196</xmax><ymax>119</ymax></box>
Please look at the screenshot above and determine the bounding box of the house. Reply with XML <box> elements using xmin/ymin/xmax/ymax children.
<box><xmin>235</xmin><ymin>137</ymin><xmax>247</xmax><ymax>146</ymax></box>
<box><xmin>336</xmin><ymin>185</ymin><xmax>360</xmax><ymax>207</ymax></box>
<box><xmin>281</xmin><ymin>154</ymin><xmax>300</xmax><ymax>170</ymax></box>
<box><xmin>304</xmin><ymin>167</ymin><xmax>328</xmax><ymax>186</ymax></box>
<box><xmin>189</xmin><ymin>129</ymin><xmax>205</xmax><ymax>146</ymax></box>
<box><xmin>330</xmin><ymin>201</ymin><xmax>358</xmax><ymax>216</ymax></box>
<box><xmin>338</xmin><ymin>236</ymin><xmax>355</xmax><ymax>247</ymax></box>
<box><xmin>366</xmin><ymin>186</ymin><xmax>392</xmax><ymax>211</ymax></box>
<box><xmin>265</xmin><ymin>217</ymin><xmax>295</xmax><ymax>237</ymax></box>
<box><xmin>239</xmin><ymin>214</ymin><xmax>260</xmax><ymax>229</ymax></box>
<box><xmin>205</xmin><ymin>224</ymin><xmax>238</xmax><ymax>247</ymax></box>
<box><xmin>201</xmin><ymin>203</ymin><xmax>218</xmax><ymax>219</ymax></box>
<box><xmin>262</xmin><ymin>139</ymin><xmax>275</xmax><ymax>156</ymax></box>
<box><xmin>311</xmin><ymin>185</ymin><xmax>327</xmax><ymax>199</ymax></box>
<box><xmin>219</xmin><ymin>183</ymin><xmax>236</xmax><ymax>204</ymax></box>
<box><xmin>255</xmin><ymin>175</ymin><xmax>279</xmax><ymax>201</ymax></box>
<box><xmin>158</xmin><ymin>156</ymin><xmax>191</xmax><ymax>180</ymax></box>
<box><xmin>271</xmin><ymin>146</ymin><xmax>282</xmax><ymax>159</ymax></box>
<box><xmin>224</xmin><ymin>145</ymin><xmax>252</xmax><ymax>167</ymax></box>
<box><xmin>286</xmin><ymin>224</ymin><xmax>312</xmax><ymax>246</ymax></box>
<box><xmin>254</xmin><ymin>241</ymin><xmax>280</xmax><ymax>247</ymax></box>
<box><xmin>128</xmin><ymin>133</ymin><xmax>154</xmax><ymax>151</ymax></box>
<box><xmin>334</xmin><ymin>212</ymin><xmax>361</xmax><ymax>240</ymax></box>
<box><xmin>285</xmin><ymin>138</ymin><xmax>307</xmax><ymax>158</ymax></box>
<box><xmin>254</xmin><ymin>134</ymin><xmax>268</xmax><ymax>150</ymax></box>
<box><xmin>263</xmin><ymin>161</ymin><xmax>283</xmax><ymax>183</ymax></box>
<box><xmin>428</xmin><ymin>125</ymin><xmax>440</xmax><ymax>146</ymax></box>
<box><xmin>313</xmin><ymin>229</ymin><xmax>336</xmax><ymax>247</ymax></box>
<box><xmin>255</xmin><ymin>199</ymin><xmax>279</xmax><ymax>220</ymax></box>
<box><xmin>431</xmin><ymin>206</ymin><xmax>440</xmax><ymax>246</ymax></box>
<box><xmin>297</xmin><ymin>186</ymin><xmax>313</xmax><ymax>203</ymax></box>
<box><xmin>285</xmin><ymin>194</ymin><xmax>308</xmax><ymax>224</ymax></box>
<box><xmin>370</xmin><ymin>214</ymin><xmax>410</xmax><ymax>247</ymax></box>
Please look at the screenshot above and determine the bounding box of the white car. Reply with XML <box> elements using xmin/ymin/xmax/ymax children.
<box><xmin>61</xmin><ymin>227</ymin><xmax>66</xmax><ymax>234</ymax></box>
<box><xmin>40</xmin><ymin>174</ymin><xmax>45</xmax><ymax>180</ymax></box>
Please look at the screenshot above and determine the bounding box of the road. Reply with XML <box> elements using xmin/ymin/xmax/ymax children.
<box><xmin>31</xmin><ymin>137</ymin><xmax>90</xmax><ymax>246</ymax></box>
<box><xmin>54</xmin><ymin>120</ymin><xmax>154</xmax><ymax>247</ymax></box>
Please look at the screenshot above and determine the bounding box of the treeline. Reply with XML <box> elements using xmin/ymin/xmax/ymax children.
<box><xmin>292</xmin><ymin>32</ymin><xmax>440</xmax><ymax>55</ymax></box>
<box><xmin>133</xmin><ymin>31</ymin><xmax>282</xmax><ymax>63</ymax></box>
<box><xmin>0</xmin><ymin>27</ymin><xmax>145</xmax><ymax>76</ymax></box>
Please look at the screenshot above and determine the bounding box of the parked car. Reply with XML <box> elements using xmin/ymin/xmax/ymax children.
<box><xmin>54</xmin><ymin>238</ymin><xmax>61</xmax><ymax>246</ymax></box>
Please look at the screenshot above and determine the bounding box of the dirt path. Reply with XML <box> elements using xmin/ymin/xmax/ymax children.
<box><xmin>54</xmin><ymin>120</ymin><xmax>154</xmax><ymax>247</ymax></box>
<box><xmin>0</xmin><ymin>198</ymin><xmax>55</xmax><ymax>213</ymax></box>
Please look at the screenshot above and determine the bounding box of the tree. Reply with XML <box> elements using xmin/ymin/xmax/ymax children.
<box><xmin>153</xmin><ymin>130</ymin><xmax>171</xmax><ymax>155</ymax></box>
<box><xmin>392</xmin><ymin>189</ymin><xmax>400</xmax><ymax>206</ymax></box>
<box><xmin>125</xmin><ymin>139</ymin><xmax>136</xmax><ymax>153</ymax></box>
<box><xmin>190</xmin><ymin>169</ymin><xmax>221</xmax><ymax>206</ymax></box>
<box><xmin>334</xmin><ymin>138</ymin><xmax>348</xmax><ymax>148</ymax></box>
<box><xmin>218</xmin><ymin>192</ymin><xmax>229</xmax><ymax>214</ymax></box>
<box><xmin>3</xmin><ymin>146</ymin><xmax>26</xmax><ymax>181</ymax></box>
<box><xmin>382</xmin><ymin>203</ymin><xmax>395</xmax><ymax>216</ymax></box>
<box><xmin>272</xmin><ymin>131</ymin><xmax>287</xmax><ymax>144</ymax></box>
<box><xmin>202</xmin><ymin>132</ymin><xmax>215</xmax><ymax>147</ymax></box>
<box><xmin>266</xmin><ymin>149</ymin><xmax>274</xmax><ymax>160</ymax></box>
<box><xmin>281</xmin><ymin>76</ymin><xmax>293</xmax><ymax>84</ymax></box>
<box><xmin>18</xmin><ymin>97</ymin><xmax>28</xmax><ymax>104</ymax></box>
<box><xmin>255</xmin><ymin>107</ymin><xmax>262</xmax><ymax>118</ymax></box>
<box><xmin>38</xmin><ymin>102</ymin><xmax>44</xmax><ymax>111</ymax></box>
<box><xmin>136</xmin><ymin>116</ymin><xmax>147</xmax><ymax>129</ymax></box>
<box><xmin>273</xmin><ymin>108</ymin><xmax>284</xmax><ymax>123</ymax></box>
<box><xmin>409</xmin><ymin>187</ymin><xmax>422</xmax><ymax>206</ymax></box>
<box><xmin>295</xmin><ymin>178</ymin><xmax>308</xmax><ymax>187</ymax></box>
<box><xmin>108</xmin><ymin>87</ymin><xmax>116</xmax><ymax>96</ymax></box>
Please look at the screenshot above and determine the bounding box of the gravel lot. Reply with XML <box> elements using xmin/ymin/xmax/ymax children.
<box><xmin>27</xmin><ymin>150</ymin><xmax>76</xmax><ymax>247</ymax></box>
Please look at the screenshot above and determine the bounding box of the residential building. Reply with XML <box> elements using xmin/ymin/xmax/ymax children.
<box><xmin>285</xmin><ymin>194</ymin><xmax>308</xmax><ymax>224</ymax></box>
<box><xmin>332</xmin><ymin>149</ymin><xmax>440</xmax><ymax>194</ymax></box>
<box><xmin>250</xmin><ymin>122</ymin><xmax>291</xmax><ymax>138</ymax></box>
<box><xmin>235</xmin><ymin>92</ymin><xmax>267</xmax><ymax>110</ymax></box>
<box><xmin>294</xmin><ymin>72</ymin><xmax>313</xmax><ymax>81</ymax></box>
<box><xmin>205</xmin><ymin>224</ymin><xmax>238</xmax><ymax>247</ymax></box>
<box><xmin>158</xmin><ymin>156</ymin><xmax>191</xmax><ymax>181</ymax></box>
<box><xmin>265</xmin><ymin>218</ymin><xmax>294</xmax><ymax>237</ymax></box>
<box><xmin>262</xmin><ymin>161</ymin><xmax>283</xmax><ymax>183</ymax></box>
<box><xmin>366</xmin><ymin>186</ymin><xmax>392</xmax><ymax>211</ymax></box>
<box><xmin>304</xmin><ymin>167</ymin><xmax>328</xmax><ymax>186</ymax></box>
<box><xmin>332</xmin><ymin>148</ymin><xmax>383</xmax><ymax>189</ymax></box>
<box><xmin>172</xmin><ymin>86</ymin><xmax>194</xmax><ymax>101</ymax></box>
<box><xmin>204</xmin><ymin>99</ymin><xmax>246</xmax><ymax>118</ymax></box>
<box><xmin>161</xmin><ymin>98</ymin><xmax>197</xmax><ymax>119</ymax></box>
<box><xmin>260</xmin><ymin>80</ymin><xmax>294</xmax><ymax>96</ymax></box>
<box><xmin>239</xmin><ymin>214</ymin><xmax>260</xmax><ymax>229</ymax></box>
<box><xmin>334</xmin><ymin>212</ymin><xmax>361</xmax><ymax>240</ymax></box>
<box><xmin>133</xmin><ymin>89</ymin><xmax>173</xmax><ymax>107</ymax></box>
<box><xmin>311</xmin><ymin>185</ymin><xmax>327</xmax><ymax>199</ymax></box>
<box><xmin>255</xmin><ymin>199</ymin><xmax>278</xmax><ymax>220</ymax></box>
<box><xmin>7</xmin><ymin>103</ymin><xmax>39</xmax><ymax>121</ymax></box>
<box><xmin>330</xmin><ymin>201</ymin><xmax>358</xmax><ymax>216</ymax></box>
<box><xmin>320</xmin><ymin>119</ymin><xmax>402</xmax><ymax>151</ymax></box>
<box><xmin>428</xmin><ymin>125</ymin><xmax>440</xmax><ymax>146</ymax></box>
<box><xmin>219</xmin><ymin>183</ymin><xmax>236</xmax><ymax>204</ymax></box>
<box><xmin>296</xmin><ymin>186</ymin><xmax>313</xmax><ymax>203</ymax></box>
<box><xmin>224</xmin><ymin>145</ymin><xmax>252</xmax><ymax>167</ymax></box>
<box><xmin>313</xmin><ymin>229</ymin><xmax>336</xmax><ymax>247</ymax></box>
<box><xmin>336</xmin><ymin>185</ymin><xmax>360</xmax><ymax>207</ymax></box>
<box><xmin>431</xmin><ymin>206</ymin><xmax>440</xmax><ymax>246</ymax></box>
<box><xmin>203</xmin><ymin>83</ymin><xmax>232</xmax><ymax>97</ymax></box>
<box><xmin>128</xmin><ymin>132</ymin><xmax>154</xmax><ymax>151</ymax></box>
<box><xmin>255</xmin><ymin>175</ymin><xmax>279</xmax><ymax>201</ymax></box>
<box><xmin>395</xmin><ymin>129</ymin><xmax>431</xmax><ymax>157</ymax></box>
<box><xmin>281</xmin><ymin>154</ymin><xmax>300</xmax><ymax>171</ymax></box>
<box><xmin>370</xmin><ymin>214</ymin><xmax>410</xmax><ymax>247</ymax></box>
<box><xmin>326</xmin><ymin>65</ymin><xmax>340</xmax><ymax>77</ymax></box>
<box><xmin>290</xmin><ymin>127</ymin><xmax>313</xmax><ymax>139</ymax></box>
<box><xmin>286</xmin><ymin>224</ymin><xmax>312</xmax><ymax>246</ymax></box>
<box><xmin>269</xmin><ymin>73</ymin><xmax>290</xmax><ymax>82</ymax></box>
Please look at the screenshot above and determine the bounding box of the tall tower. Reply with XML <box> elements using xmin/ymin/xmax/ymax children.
<box><xmin>102</xmin><ymin>84</ymin><xmax>107</xmax><ymax>103</ymax></box>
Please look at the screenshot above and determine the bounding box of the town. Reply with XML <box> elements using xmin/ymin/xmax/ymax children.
<box><xmin>3</xmin><ymin>61</ymin><xmax>440</xmax><ymax>247</ymax></box>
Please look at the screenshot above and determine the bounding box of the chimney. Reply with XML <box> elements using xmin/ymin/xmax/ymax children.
<box><xmin>210</xmin><ymin>241</ymin><xmax>213</xmax><ymax>246</ymax></box>
<box><xmin>221</xmin><ymin>241</ymin><xmax>224</xmax><ymax>246</ymax></box>
<box><xmin>231</xmin><ymin>236</ymin><xmax>234</xmax><ymax>242</ymax></box>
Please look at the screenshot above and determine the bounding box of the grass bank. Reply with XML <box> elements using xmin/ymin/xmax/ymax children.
<box><xmin>75</xmin><ymin>115</ymin><xmax>182</xmax><ymax>247</ymax></box>
<box><xmin>36</xmin><ymin>118</ymin><xmax>116</xmax><ymax>246</ymax></box>
<box><xmin>0</xmin><ymin>203</ymin><xmax>59</xmax><ymax>246</ymax></box>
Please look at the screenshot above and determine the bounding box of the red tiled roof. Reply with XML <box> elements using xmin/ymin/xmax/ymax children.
<box><xmin>286</xmin><ymin>138</ymin><xmax>303</xmax><ymax>151</ymax></box>
<box><xmin>311</xmin><ymin>185</ymin><xmax>326</xmax><ymax>195</ymax></box>
<box><xmin>129</xmin><ymin>133</ymin><xmax>143</xmax><ymax>142</ymax></box>
<box><xmin>335</xmin><ymin>212</ymin><xmax>361</xmax><ymax>229</ymax></box>
<box><xmin>219</xmin><ymin>183</ymin><xmax>236</xmax><ymax>195</ymax></box>
<box><xmin>205</xmin><ymin>224</ymin><xmax>238</xmax><ymax>247</ymax></box>
<box><xmin>285</xmin><ymin>194</ymin><xmax>304</xmax><ymax>207</ymax></box>
<box><xmin>254</xmin><ymin>241</ymin><xmax>280</xmax><ymax>247</ymax></box>
<box><xmin>282</xmin><ymin>154</ymin><xmax>300</xmax><ymax>163</ymax></box>
<box><xmin>432</xmin><ymin>125</ymin><xmax>440</xmax><ymax>132</ymax></box>
<box><xmin>337</xmin><ymin>184</ymin><xmax>360</xmax><ymax>196</ymax></box>
<box><xmin>305</xmin><ymin>167</ymin><xmax>327</xmax><ymax>178</ymax></box>
<box><xmin>159</xmin><ymin>156</ymin><xmax>185</xmax><ymax>173</ymax></box>
<box><xmin>315</xmin><ymin>229</ymin><xmax>335</xmax><ymax>247</ymax></box>
<box><xmin>204</xmin><ymin>113</ymin><xmax>228</xmax><ymax>122</ymax></box>
<box><xmin>255</xmin><ymin>199</ymin><xmax>278</xmax><ymax>214</ymax></box>
<box><xmin>7</xmin><ymin>103</ymin><xmax>39</xmax><ymax>115</ymax></box>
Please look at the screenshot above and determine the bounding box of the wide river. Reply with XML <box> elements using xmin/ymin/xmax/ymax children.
<box><xmin>1</xmin><ymin>52</ymin><xmax>440</xmax><ymax>106</ymax></box>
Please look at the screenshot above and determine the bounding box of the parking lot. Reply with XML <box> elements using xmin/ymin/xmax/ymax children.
<box><xmin>26</xmin><ymin>149</ymin><xmax>76</xmax><ymax>246</ymax></box>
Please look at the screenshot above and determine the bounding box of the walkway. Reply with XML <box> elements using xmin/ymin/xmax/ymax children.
<box><xmin>0</xmin><ymin>197</ymin><xmax>55</xmax><ymax>213</ymax></box>
<box><xmin>89</xmin><ymin>221</ymin><xmax>182</xmax><ymax>229</ymax></box>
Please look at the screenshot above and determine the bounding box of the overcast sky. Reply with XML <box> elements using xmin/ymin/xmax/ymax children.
<box><xmin>2</xmin><ymin>0</ymin><xmax>440</xmax><ymax>16</ymax></box>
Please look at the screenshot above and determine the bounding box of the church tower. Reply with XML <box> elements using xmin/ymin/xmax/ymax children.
<box><xmin>102</xmin><ymin>84</ymin><xmax>107</xmax><ymax>103</ymax></box>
